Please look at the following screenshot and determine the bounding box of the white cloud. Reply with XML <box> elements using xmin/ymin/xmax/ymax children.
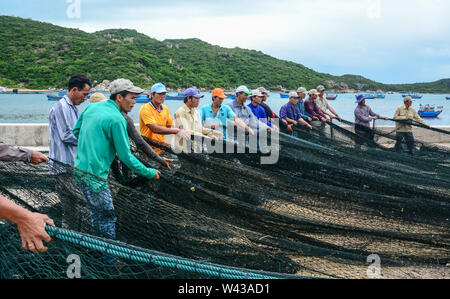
<box><xmin>53</xmin><ymin>0</ymin><xmax>450</xmax><ymax>83</ymax></box>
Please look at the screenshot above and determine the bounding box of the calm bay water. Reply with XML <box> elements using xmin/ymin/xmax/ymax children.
<box><xmin>1</xmin><ymin>92</ymin><xmax>450</xmax><ymax>126</ymax></box>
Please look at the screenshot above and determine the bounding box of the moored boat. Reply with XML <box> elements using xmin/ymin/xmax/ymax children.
<box><xmin>326</xmin><ymin>93</ymin><xmax>338</xmax><ymax>100</ymax></box>
<box><xmin>402</xmin><ymin>94</ymin><xmax>422</xmax><ymax>99</ymax></box>
<box><xmin>418</xmin><ymin>104</ymin><xmax>443</xmax><ymax>118</ymax></box>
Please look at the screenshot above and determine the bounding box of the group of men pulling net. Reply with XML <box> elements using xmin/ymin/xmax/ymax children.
<box><xmin>0</xmin><ymin>117</ymin><xmax>449</xmax><ymax>279</ymax></box>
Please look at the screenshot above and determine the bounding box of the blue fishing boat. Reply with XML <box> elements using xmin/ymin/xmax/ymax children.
<box><xmin>225</xmin><ymin>93</ymin><xmax>237</xmax><ymax>100</ymax></box>
<box><xmin>402</xmin><ymin>94</ymin><xmax>422</xmax><ymax>99</ymax></box>
<box><xmin>134</xmin><ymin>95</ymin><xmax>150</xmax><ymax>103</ymax></box>
<box><xmin>418</xmin><ymin>104</ymin><xmax>443</xmax><ymax>118</ymax></box>
<box><xmin>280</xmin><ymin>90</ymin><xmax>290</xmax><ymax>98</ymax></box>
<box><xmin>445</xmin><ymin>97</ymin><xmax>450</xmax><ymax>100</ymax></box>
<box><xmin>166</xmin><ymin>94</ymin><xmax>185</xmax><ymax>101</ymax></box>
<box><xmin>47</xmin><ymin>95</ymin><xmax>63</xmax><ymax>101</ymax></box>
<box><xmin>374</xmin><ymin>93</ymin><xmax>385</xmax><ymax>99</ymax></box>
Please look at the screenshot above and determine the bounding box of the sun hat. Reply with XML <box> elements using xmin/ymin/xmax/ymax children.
<box><xmin>317</xmin><ymin>85</ymin><xmax>326</xmax><ymax>92</ymax></box>
<box><xmin>289</xmin><ymin>91</ymin><xmax>300</xmax><ymax>98</ymax></box>
<box><xmin>89</xmin><ymin>92</ymin><xmax>108</xmax><ymax>103</ymax></box>
<box><xmin>183</xmin><ymin>87</ymin><xmax>204</xmax><ymax>98</ymax></box>
<box><xmin>150</xmin><ymin>82</ymin><xmax>167</xmax><ymax>94</ymax></box>
<box><xmin>250</xmin><ymin>89</ymin><xmax>264</xmax><ymax>97</ymax></box>
<box><xmin>403</xmin><ymin>96</ymin><xmax>414</xmax><ymax>102</ymax></box>
<box><xmin>235</xmin><ymin>85</ymin><xmax>252</xmax><ymax>95</ymax></box>
<box><xmin>109</xmin><ymin>79</ymin><xmax>144</xmax><ymax>95</ymax></box>
<box><xmin>212</xmin><ymin>88</ymin><xmax>227</xmax><ymax>99</ymax></box>
<box><xmin>297</xmin><ymin>87</ymin><xmax>308</xmax><ymax>94</ymax></box>
<box><xmin>355</xmin><ymin>94</ymin><xmax>366</xmax><ymax>103</ymax></box>
<box><xmin>258</xmin><ymin>87</ymin><xmax>269</xmax><ymax>94</ymax></box>
<box><xmin>308</xmin><ymin>89</ymin><xmax>320</xmax><ymax>96</ymax></box>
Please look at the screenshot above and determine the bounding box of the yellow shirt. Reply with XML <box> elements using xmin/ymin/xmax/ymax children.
<box><xmin>173</xmin><ymin>104</ymin><xmax>213</xmax><ymax>153</ymax></box>
<box><xmin>139</xmin><ymin>101</ymin><xmax>173</xmax><ymax>153</ymax></box>
<box><xmin>393</xmin><ymin>105</ymin><xmax>427</xmax><ymax>132</ymax></box>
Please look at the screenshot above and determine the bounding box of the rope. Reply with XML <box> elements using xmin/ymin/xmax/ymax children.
<box><xmin>45</xmin><ymin>225</ymin><xmax>314</xmax><ymax>280</ymax></box>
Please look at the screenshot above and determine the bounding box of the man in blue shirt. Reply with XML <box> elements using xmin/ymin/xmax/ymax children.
<box><xmin>296</xmin><ymin>87</ymin><xmax>314</xmax><ymax>123</ymax></box>
<box><xmin>49</xmin><ymin>74</ymin><xmax>92</xmax><ymax>173</ymax></box>
<box><xmin>247</xmin><ymin>89</ymin><xmax>273</xmax><ymax>130</ymax></box>
<box><xmin>201</xmin><ymin>88</ymin><xmax>251</xmax><ymax>141</ymax></box>
<box><xmin>48</xmin><ymin>74</ymin><xmax>91</xmax><ymax>230</ymax></box>
<box><xmin>280</xmin><ymin>91</ymin><xmax>313</xmax><ymax>132</ymax></box>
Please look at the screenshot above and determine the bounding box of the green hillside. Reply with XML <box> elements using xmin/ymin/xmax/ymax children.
<box><xmin>0</xmin><ymin>15</ymin><xmax>449</xmax><ymax>93</ymax></box>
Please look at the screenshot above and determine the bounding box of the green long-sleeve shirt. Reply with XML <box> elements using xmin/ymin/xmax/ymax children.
<box><xmin>73</xmin><ymin>100</ymin><xmax>156</xmax><ymax>192</ymax></box>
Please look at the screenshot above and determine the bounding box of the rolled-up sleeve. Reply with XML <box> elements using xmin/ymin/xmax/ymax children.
<box><xmin>0</xmin><ymin>142</ymin><xmax>32</xmax><ymax>163</ymax></box>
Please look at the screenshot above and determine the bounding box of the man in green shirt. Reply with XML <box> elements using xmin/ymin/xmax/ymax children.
<box><xmin>73</xmin><ymin>78</ymin><xmax>160</xmax><ymax>264</ymax></box>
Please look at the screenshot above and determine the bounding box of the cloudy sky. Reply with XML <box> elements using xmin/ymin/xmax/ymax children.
<box><xmin>1</xmin><ymin>0</ymin><xmax>449</xmax><ymax>84</ymax></box>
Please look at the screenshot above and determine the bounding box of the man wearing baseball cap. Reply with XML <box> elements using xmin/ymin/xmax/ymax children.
<box><xmin>173</xmin><ymin>87</ymin><xmax>223</xmax><ymax>153</ymax></box>
<box><xmin>226</xmin><ymin>85</ymin><xmax>258</xmax><ymax>136</ymax></box>
<box><xmin>247</xmin><ymin>89</ymin><xmax>273</xmax><ymax>130</ymax></box>
<box><xmin>393</xmin><ymin>96</ymin><xmax>430</xmax><ymax>155</ymax></box>
<box><xmin>200</xmin><ymin>88</ymin><xmax>253</xmax><ymax>141</ymax></box>
<box><xmin>257</xmin><ymin>87</ymin><xmax>291</xmax><ymax>133</ymax></box>
<box><xmin>315</xmin><ymin>85</ymin><xmax>342</xmax><ymax>122</ymax></box>
<box><xmin>139</xmin><ymin>82</ymin><xmax>190</xmax><ymax>154</ymax></box>
<box><xmin>73</xmin><ymin>78</ymin><xmax>160</xmax><ymax>264</ymax></box>
<box><xmin>280</xmin><ymin>91</ymin><xmax>313</xmax><ymax>132</ymax></box>
<box><xmin>296</xmin><ymin>87</ymin><xmax>314</xmax><ymax>124</ymax></box>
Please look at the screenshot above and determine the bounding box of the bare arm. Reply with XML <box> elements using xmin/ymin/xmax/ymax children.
<box><xmin>146</xmin><ymin>124</ymin><xmax>182</xmax><ymax>135</ymax></box>
<box><xmin>233</xmin><ymin>116</ymin><xmax>255</xmax><ymax>135</ymax></box>
<box><xmin>0</xmin><ymin>195</ymin><xmax>54</xmax><ymax>253</ymax></box>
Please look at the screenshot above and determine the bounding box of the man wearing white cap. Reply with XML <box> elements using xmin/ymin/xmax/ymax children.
<box><xmin>280</xmin><ymin>91</ymin><xmax>313</xmax><ymax>131</ymax></box>
<box><xmin>315</xmin><ymin>85</ymin><xmax>342</xmax><ymax>122</ymax></box>
<box><xmin>296</xmin><ymin>87</ymin><xmax>313</xmax><ymax>123</ymax></box>
<box><xmin>393</xmin><ymin>96</ymin><xmax>430</xmax><ymax>155</ymax></box>
<box><xmin>73</xmin><ymin>78</ymin><xmax>160</xmax><ymax>264</ymax></box>
<box><xmin>226</xmin><ymin>85</ymin><xmax>257</xmax><ymax>136</ymax></box>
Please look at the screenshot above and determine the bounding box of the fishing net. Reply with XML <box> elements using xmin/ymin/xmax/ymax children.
<box><xmin>0</xmin><ymin>118</ymin><xmax>449</xmax><ymax>279</ymax></box>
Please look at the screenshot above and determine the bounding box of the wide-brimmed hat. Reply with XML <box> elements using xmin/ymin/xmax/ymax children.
<box><xmin>297</xmin><ymin>87</ymin><xmax>308</xmax><ymax>94</ymax></box>
<box><xmin>289</xmin><ymin>91</ymin><xmax>300</xmax><ymax>98</ymax></box>
<box><xmin>355</xmin><ymin>94</ymin><xmax>366</xmax><ymax>103</ymax></box>
<box><xmin>317</xmin><ymin>85</ymin><xmax>326</xmax><ymax>92</ymax></box>
<box><xmin>308</xmin><ymin>89</ymin><xmax>320</xmax><ymax>96</ymax></box>
<box><xmin>250</xmin><ymin>89</ymin><xmax>264</xmax><ymax>97</ymax></box>
<box><xmin>403</xmin><ymin>96</ymin><xmax>414</xmax><ymax>102</ymax></box>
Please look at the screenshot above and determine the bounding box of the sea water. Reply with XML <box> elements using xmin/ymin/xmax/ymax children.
<box><xmin>0</xmin><ymin>92</ymin><xmax>449</xmax><ymax>126</ymax></box>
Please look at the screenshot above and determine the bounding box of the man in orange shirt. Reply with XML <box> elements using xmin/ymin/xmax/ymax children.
<box><xmin>139</xmin><ymin>83</ymin><xmax>190</xmax><ymax>153</ymax></box>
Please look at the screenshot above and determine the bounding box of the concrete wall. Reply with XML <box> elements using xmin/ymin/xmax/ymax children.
<box><xmin>1</xmin><ymin>124</ymin><xmax>449</xmax><ymax>147</ymax></box>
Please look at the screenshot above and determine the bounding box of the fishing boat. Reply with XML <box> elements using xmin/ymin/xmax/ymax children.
<box><xmin>46</xmin><ymin>95</ymin><xmax>63</xmax><ymax>101</ymax></box>
<box><xmin>373</xmin><ymin>93</ymin><xmax>385</xmax><ymax>99</ymax></box>
<box><xmin>166</xmin><ymin>94</ymin><xmax>185</xmax><ymax>101</ymax></box>
<box><xmin>326</xmin><ymin>93</ymin><xmax>338</xmax><ymax>100</ymax></box>
<box><xmin>280</xmin><ymin>90</ymin><xmax>290</xmax><ymax>98</ymax></box>
<box><xmin>445</xmin><ymin>96</ymin><xmax>450</xmax><ymax>100</ymax></box>
<box><xmin>225</xmin><ymin>93</ymin><xmax>237</xmax><ymax>100</ymax></box>
<box><xmin>418</xmin><ymin>104</ymin><xmax>443</xmax><ymax>118</ymax></box>
<box><xmin>134</xmin><ymin>95</ymin><xmax>150</xmax><ymax>103</ymax></box>
<box><xmin>402</xmin><ymin>94</ymin><xmax>422</xmax><ymax>99</ymax></box>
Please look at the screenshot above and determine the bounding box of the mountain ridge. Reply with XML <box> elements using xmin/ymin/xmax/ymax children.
<box><xmin>0</xmin><ymin>15</ymin><xmax>449</xmax><ymax>93</ymax></box>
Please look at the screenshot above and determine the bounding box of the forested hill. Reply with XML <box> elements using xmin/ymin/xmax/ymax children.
<box><xmin>0</xmin><ymin>16</ymin><xmax>449</xmax><ymax>93</ymax></box>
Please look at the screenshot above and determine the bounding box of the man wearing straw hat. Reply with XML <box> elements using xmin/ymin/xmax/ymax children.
<box><xmin>393</xmin><ymin>96</ymin><xmax>430</xmax><ymax>155</ymax></box>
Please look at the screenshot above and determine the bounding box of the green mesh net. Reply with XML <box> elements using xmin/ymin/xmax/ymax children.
<box><xmin>0</xmin><ymin>119</ymin><xmax>449</xmax><ymax>279</ymax></box>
